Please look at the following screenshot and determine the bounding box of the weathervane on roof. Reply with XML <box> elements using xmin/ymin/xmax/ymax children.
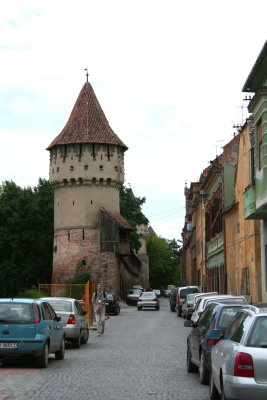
<box><xmin>84</xmin><ymin>67</ymin><xmax>89</xmax><ymax>83</ymax></box>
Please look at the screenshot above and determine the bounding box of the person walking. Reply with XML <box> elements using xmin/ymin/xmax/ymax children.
<box><xmin>92</xmin><ymin>283</ymin><xmax>106</xmax><ymax>336</ymax></box>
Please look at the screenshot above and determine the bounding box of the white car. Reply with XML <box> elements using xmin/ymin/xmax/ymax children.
<box><xmin>191</xmin><ymin>295</ymin><xmax>247</xmax><ymax>324</ymax></box>
<box><xmin>209</xmin><ymin>306</ymin><xmax>267</xmax><ymax>400</ymax></box>
<box><xmin>137</xmin><ymin>291</ymin><xmax>160</xmax><ymax>310</ymax></box>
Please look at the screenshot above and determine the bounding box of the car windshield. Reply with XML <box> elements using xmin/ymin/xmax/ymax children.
<box><xmin>217</xmin><ymin>307</ymin><xmax>242</xmax><ymax>329</ymax></box>
<box><xmin>186</xmin><ymin>294</ymin><xmax>195</xmax><ymax>302</ymax></box>
<box><xmin>46</xmin><ymin>300</ymin><xmax>72</xmax><ymax>312</ymax></box>
<box><xmin>128</xmin><ymin>290</ymin><xmax>141</xmax><ymax>295</ymax></box>
<box><xmin>0</xmin><ymin>302</ymin><xmax>35</xmax><ymax>324</ymax></box>
<box><xmin>180</xmin><ymin>288</ymin><xmax>198</xmax><ymax>299</ymax></box>
<box><xmin>247</xmin><ymin>316</ymin><xmax>267</xmax><ymax>347</ymax></box>
<box><xmin>141</xmin><ymin>292</ymin><xmax>155</xmax><ymax>297</ymax></box>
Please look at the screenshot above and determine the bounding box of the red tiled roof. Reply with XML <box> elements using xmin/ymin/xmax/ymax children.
<box><xmin>101</xmin><ymin>208</ymin><xmax>133</xmax><ymax>231</ymax></box>
<box><xmin>47</xmin><ymin>82</ymin><xmax>128</xmax><ymax>150</ymax></box>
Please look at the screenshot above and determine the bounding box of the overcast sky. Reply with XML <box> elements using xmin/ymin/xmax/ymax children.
<box><xmin>0</xmin><ymin>0</ymin><xmax>266</xmax><ymax>240</ymax></box>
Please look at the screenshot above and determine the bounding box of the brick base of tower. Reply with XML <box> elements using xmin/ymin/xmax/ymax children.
<box><xmin>52</xmin><ymin>228</ymin><xmax>120</xmax><ymax>293</ymax></box>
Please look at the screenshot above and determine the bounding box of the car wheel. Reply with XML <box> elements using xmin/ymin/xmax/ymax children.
<box><xmin>221</xmin><ymin>379</ymin><xmax>229</xmax><ymax>400</ymax></box>
<box><xmin>36</xmin><ymin>342</ymin><xmax>49</xmax><ymax>368</ymax></box>
<box><xmin>156</xmin><ymin>306</ymin><xmax>160</xmax><ymax>310</ymax></box>
<box><xmin>137</xmin><ymin>307</ymin><xmax>141</xmax><ymax>311</ymax></box>
<box><xmin>81</xmin><ymin>329</ymin><xmax>89</xmax><ymax>344</ymax></box>
<box><xmin>73</xmin><ymin>333</ymin><xmax>81</xmax><ymax>348</ymax></box>
<box><xmin>178</xmin><ymin>307</ymin><xmax>182</xmax><ymax>317</ymax></box>
<box><xmin>209</xmin><ymin>372</ymin><xmax>220</xmax><ymax>400</ymax></box>
<box><xmin>187</xmin><ymin>345</ymin><xmax>198</xmax><ymax>373</ymax></box>
<box><xmin>199</xmin><ymin>351</ymin><xmax>209</xmax><ymax>385</ymax></box>
<box><xmin>55</xmin><ymin>337</ymin><xmax>65</xmax><ymax>360</ymax></box>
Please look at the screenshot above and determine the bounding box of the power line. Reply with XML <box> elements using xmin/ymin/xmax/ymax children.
<box><xmin>150</xmin><ymin>208</ymin><xmax>185</xmax><ymax>223</ymax></box>
<box><xmin>147</xmin><ymin>206</ymin><xmax>185</xmax><ymax>219</ymax></box>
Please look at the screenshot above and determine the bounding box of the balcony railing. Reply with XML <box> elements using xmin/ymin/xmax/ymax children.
<box><xmin>207</xmin><ymin>232</ymin><xmax>223</xmax><ymax>255</ymax></box>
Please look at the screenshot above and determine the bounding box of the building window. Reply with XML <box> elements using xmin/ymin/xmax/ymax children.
<box><xmin>107</xmin><ymin>145</ymin><xmax>110</xmax><ymax>160</ymax></box>
<box><xmin>68</xmin><ymin>231</ymin><xmax>70</xmax><ymax>241</ymax></box>
<box><xmin>92</xmin><ymin>144</ymin><xmax>96</xmax><ymax>159</ymax></box>
<box><xmin>237</xmin><ymin>223</ymin><xmax>240</xmax><ymax>234</ymax></box>
<box><xmin>84</xmin><ymin>165</ymin><xmax>88</xmax><ymax>170</ymax></box>
<box><xmin>249</xmin><ymin>148</ymin><xmax>255</xmax><ymax>186</ymax></box>
<box><xmin>70</xmin><ymin>166</ymin><xmax>74</xmax><ymax>171</ymax></box>
<box><xmin>57</xmin><ymin>167</ymin><xmax>60</xmax><ymax>172</ymax></box>
<box><xmin>258</xmin><ymin>120</ymin><xmax>262</xmax><ymax>170</ymax></box>
<box><xmin>241</xmin><ymin>267</ymin><xmax>250</xmax><ymax>295</ymax></box>
<box><xmin>100</xmin><ymin>165</ymin><xmax>103</xmax><ymax>170</ymax></box>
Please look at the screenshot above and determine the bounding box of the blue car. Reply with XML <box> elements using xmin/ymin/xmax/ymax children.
<box><xmin>0</xmin><ymin>298</ymin><xmax>65</xmax><ymax>368</ymax></box>
<box><xmin>184</xmin><ymin>302</ymin><xmax>249</xmax><ymax>385</ymax></box>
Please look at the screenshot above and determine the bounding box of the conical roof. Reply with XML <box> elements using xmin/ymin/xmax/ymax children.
<box><xmin>47</xmin><ymin>82</ymin><xmax>128</xmax><ymax>150</ymax></box>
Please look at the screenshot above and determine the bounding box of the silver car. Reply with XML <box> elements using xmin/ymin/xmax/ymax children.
<box><xmin>209</xmin><ymin>306</ymin><xmax>267</xmax><ymax>400</ymax></box>
<box><xmin>137</xmin><ymin>291</ymin><xmax>160</xmax><ymax>311</ymax></box>
<box><xmin>41</xmin><ymin>297</ymin><xmax>89</xmax><ymax>348</ymax></box>
<box><xmin>191</xmin><ymin>295</ymin><xmax>247</xmax><ymax>324</ymax></box>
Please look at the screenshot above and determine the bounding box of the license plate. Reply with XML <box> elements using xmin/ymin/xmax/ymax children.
<box><xmin>0</xmin><ymin>342</ymin><xmax>18</xmax><ymax>349</ymax></box>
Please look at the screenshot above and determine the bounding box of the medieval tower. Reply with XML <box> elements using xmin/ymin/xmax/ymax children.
<box><xmin>47</xmin><ymin>80</ymin><xmax>149</xmax><ymax>295</ymax></box>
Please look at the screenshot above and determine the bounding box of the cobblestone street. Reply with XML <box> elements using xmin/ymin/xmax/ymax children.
<box><xmin>0</xmin><ymin>298</ymin><xmax>209</xmax><ymax>400</ymax></box>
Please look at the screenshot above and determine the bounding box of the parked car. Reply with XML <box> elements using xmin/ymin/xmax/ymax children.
<box><xmin>154</xmin><ymin>289</ymin><xmax>161</xmax><ymax>297</ymax></box>
<box><xmin>177</xmin><ymin>286</ymin><xmax>199</xmax><ymax>317</ymax></box>
<box><xmin>132</xmin><ymin>285</ymin><xmax>144</xmax><ymax>291</ymax></box>
<box><xmin>184</xmin><ymin>302</ymin><xmax>252</xmax><ymax>385</ymax></box>
<box><xmin>126</xmin><ymin>289</ymin><xmax>142</xmax><ymax>305</ymax></box>
<box><xmin>191</xmin><ymin>295</ymin><xmax>247</xmax><ymax>323</ymax></box>
<box><xmin>191</xmin><ymin>292</ymin><xmax>218</xmax><ymax>311</ymax></box>
<box><xmin>164</xmin><ymin>289</ymin><xmax>171</xmax><ymax>297</ymax></box>
<box><xmin>169</xmin><ymin>288</ymin><xmax>178</xmax><ymax>312</ymax></box>
<box><xmin>41</xmin><ymin>297</ymin><xmax>89</xmax><ymax>348</ymax></box>
<box><xmin>137</xmin><ymin>291</ymin><xmax>160</xmax><ymax>311</ymax></box>
<box><xmin>182</xmin><ymin>292</ymin><xmax>218</xmax><ymax>319</ymax></box>
<box><xmin>181</xmin><ymin>293</ymin><xmax>195</xmax><ymax>319</ymax></box>
<box><xmin>209</xmin><ymin>306</ymin><xmax>267</xmax><ymax>400</ymax></box>
<box><xmin>0</xmin><ymin>298</ymin><xmax>65</xmax><ymax>368</ymax></box>
<box><xmin>105</xmin><ymin>293</ymin><xmax>121</xmax><ymax>315</ymax></box>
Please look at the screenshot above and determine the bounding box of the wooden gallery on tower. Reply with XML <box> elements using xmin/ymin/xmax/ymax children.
<box><xmin>46</xmin><ymin>80</ymin><xmax>149</xmax><ymax>296</ymax></box>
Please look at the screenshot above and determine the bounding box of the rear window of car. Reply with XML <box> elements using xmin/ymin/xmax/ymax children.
<box><xmin>217</xmin><ymin>307</ymin><xmax>242</xmax><ymax>329</ymax></box>
<box><xmin>0</xmin><ymin>302</ymin><xmax>34</xmax><ymax>324</ymax></box>
<box><xmin>247</xmin><ymin>316</ymin><xmax>267</xmax><ymax>347</ymax></box>
<box><xmin>180</xmin><ymin>288</ymin><xmax>198</xmax><ymax>299</ymax></box>
<box><xmin>141</xmin><ymin>292</ymin><xmax>155</xmax><ymax>297</ymax></box>
<box><xmin>107</xmin><ymin>294</ymin><xmax>114</xmax><ymax>300</ymax></box>
<box><xmin>46</xmin><ymin>300</ymin><xmax>72</xmax><ymax>312</ymax></box>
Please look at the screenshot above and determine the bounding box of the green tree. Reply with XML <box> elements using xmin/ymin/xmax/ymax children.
<box><xmin>119</xmin><ymin>185</ymin><xmax>148</xmax><ymax>252</ymax></box>
<box><xmin>146</xmin><ymin>235</ymin><xmax>180</xmax><ymax>288</ymax></box>
<box><xmin>0</xmin><ymin>179</ymin><xmax>54</xmax><ymax>297</ymax></box>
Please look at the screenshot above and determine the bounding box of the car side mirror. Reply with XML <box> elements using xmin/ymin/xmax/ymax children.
<box><xmin>56</xmin><ymin>315</ymin><xmax>61</xmax><ymax>322</ymax></box>
<box><xmin>184</xmin><ymin>320</ymin><xmax>194</xmax><ymax>328</ymax></box>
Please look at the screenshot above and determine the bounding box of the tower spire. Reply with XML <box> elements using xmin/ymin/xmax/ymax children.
<box><xmin>84</xmin><ymin>67</ymin><xmax>89</xmax><ymax>83</ymax></box>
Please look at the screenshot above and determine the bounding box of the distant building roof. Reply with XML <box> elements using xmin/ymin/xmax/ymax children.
<box><xmin>242</xmin><ymin>40</ymin><xmax>267</xmax><ymax>92</ymax></box>
<box><xmin>47</xmin><ymin>82</ymin><xmax>128</xmax><ymax>150</ymax></box>
<box><xmin>101</xmin><ymin>208</ymin><xmax>133</xmax><ymax>231</ymax></box>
